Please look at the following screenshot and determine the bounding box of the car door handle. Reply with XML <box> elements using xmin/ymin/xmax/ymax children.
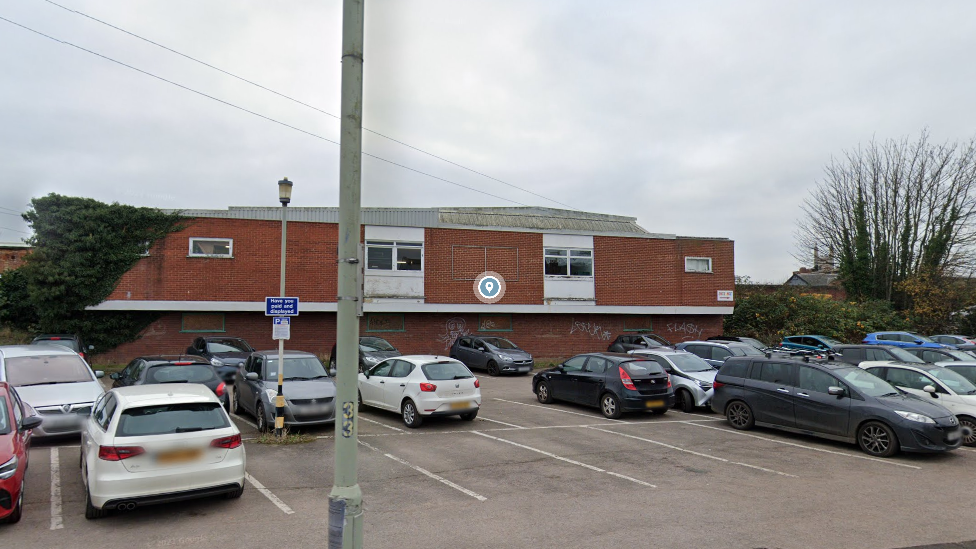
<box><xmin>796</xmin><ymin>392</ymin><xmax>810</xmax><ymax>398</ymax></box>
<box><xmin>399</xmin><ymin>384</ymin><xmax>405</xmax><ymax>387</ymax></box>
<box><xmin>776</xmin><ymin>388</ymin><xmax>790</xmax><ymax>393</ymax></box>
<box><xmin>380</xmin><ymin>380</ymin><xmax>385</xmax><ymax>384</ymax></box>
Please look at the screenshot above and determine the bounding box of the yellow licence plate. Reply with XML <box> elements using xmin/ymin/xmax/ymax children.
<box><xmin>156</xmin><ymin>448</ymin><xmax>203</xmax><ymax>465</ymax></box>
<box><xmin>449</xmin><ymin>401</ymin><xmax>470</xmax><ymax>410</ymax></box>
<box><xmin>644</xmin><ymin>400</ymin><xmax>665</xmax><ymax>408</ymax></box>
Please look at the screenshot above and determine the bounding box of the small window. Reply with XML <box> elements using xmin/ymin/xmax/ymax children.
<box><xmin>189</xmin><ymin>238</ymin><xmax>233</xmax><ymax>258</ymax></box>
<box><xmin>585</xmin><ymin>357</ymin><xmax>609</xmax><ymax>374</ymax></box>
<box><xmin>366</xmin><ymin>313</ymin><xmax>405</xmax><ymax>332</ymax></box>
<box><xmin>562</xmin><ymin>356</ymin><xmax>588</xmax><ymax>372</ymax></box>
<box><xmin>711</xmin><ymin>347</ymin><xmax>732</xmax><ymax>361</ymax></box>
<box><xmin>96</xmin><ymin>394</ymin><xmax>117</xmax><ymax>431</ymax></box>
<box><xmin>798</xmin><ymin>366</ymin><xmax>838</xmax><ymax>394</ymax></box>
<box><xmin>685</xmin><ymin>257</ymin><xmax>712</xmax><ymax>273</ymax></box>
<box><xmin>721</xmin><ymin>360</ymin><xmax>749</xmax><ymax>379</ymax></box>
<box><xmin>366</xmin><ymin>240</ymin><xmax>423</xmax><ymax>272</ymax></box>
<box><xmin>390</xmin><ymin>360</ymin><xmax>414</xmax><ymax>378</ymax></box>
<box><xmin>544</xmin><ymin>248</ymin><xmax>593</xmax><ymax>277</ymax></box>
<box><xmin>865</xmin><ymin>349</ymin><xmax>890</xmax><ymax>361</ymax></box>
<box><xmin>370</xmin><ymin>361</ymin><xmax>394</xmax><ymax>377</ymax></box>
<box><xmin>759</xmin><ymin>362</ymin><xmax>793</xmax><ymax>384</ymax></box>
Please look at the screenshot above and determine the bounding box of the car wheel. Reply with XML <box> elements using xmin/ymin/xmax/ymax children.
<box><xmin>402</xmin><ymin>400</ymin><xmax>423</xmax><ymax>428</ymax></box>
<box><xmin>84</xmin><ymin>484</ymin><xmax>106</xmax><ymax>520</ymax></box>
<box><xmin>224</xmin><ymin>483</ymin><xmax>245</xmax><ymax>500</ymax></box>
<box><xmin>858</xmin><ymin>421</ymin><xmax>899</xmax><ymax>457</ymax></box>
<box><xmin>256</xmin><ymin>402</ymin><xmax>270</xmax><ymax>432</ymax></box>
<box><xmin>459</xmin><ymin>410</ymin><xmax>478</xmax><ymax>421</ymax></box>
<box><xmin>4</xmin><ymin>479</ymin><xmax>23</xmax><ymax>523</ymax></box>
<box><xmin>231</xmin><ymin>385</ymin><xmax>240</xmax><ymax>414</ymax></box>
<box><xmin>959</xmin><ymin>416</ymin><xmax>976</xmax><ymax>447</ymax></box>
<box><xmin>601</xmin><ymin>392</ymin><xmax>622</xmax><ymax>419</ymax></box>
<box><xmin>487</xmin><ymin>361</ymin><xmax>500</xmax><ymax>376</ymax></box>
<box><xmin>726</xmin><ymin>401</ymin><xmax>754</xmax><ymax>430</ymax></box>
<box><xmin>678</xmin><ymin>389</ymin><xmax>696</xmax><ymax>413</ymax></box>
<box><xmin>536</xmin><ymin>381</ymin><xmax>553</xmax><ymax>404</ymax></box>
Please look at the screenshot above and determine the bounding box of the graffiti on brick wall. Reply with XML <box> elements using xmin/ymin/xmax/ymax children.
<box><xmin>437</xmin><ymin>317</ymin><xmax>470</xmax><ymax>350</ymax></box>
<box><xmin>665</xmin><ymin>321</ymin><xmax>705</xmax><ymax>341</ymax></box>
<box><xmin>569</xmin><ymin>319</ymin><xmax>612</xmax><ymax>341</ymax></box>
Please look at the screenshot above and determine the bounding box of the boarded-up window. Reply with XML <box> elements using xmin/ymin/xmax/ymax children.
<box><xmin>623</xmin><ymin>316</ymin><xmax>653</xmax><ymax>332</ymax></box>
<box><xmin>478</xmin><ymin>314</ymin><xmax>513</xmax><ymax>332</ymax></box>
<box><xmin>452</xmin><ymin>245</ymin><xmax>519</xmax><ymax>281</ymax></box>
<box><xmin>181</xmin><ymin>313</ymin><xmax>225</xmax><ymax>333</ymax></box>
<box><xmin>366</xmin><ymin>313</ymin><xmax>405</xmax><ymax>332</ymax></box>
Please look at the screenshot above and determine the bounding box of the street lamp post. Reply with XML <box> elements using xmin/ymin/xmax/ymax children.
<box><xmin>275</xmin><ymin>177</ymin><xmax>293</xmax><ymax>439</ymax></box>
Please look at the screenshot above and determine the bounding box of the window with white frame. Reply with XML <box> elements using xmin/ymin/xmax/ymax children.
<box><xmin>366</xmin><ymin>240</ymin><xmax>423</xmax><ymax>272</ymax></box>
<box><xmin>685</xmin><ymin>257</ymin><xmax>712</xmax><ymax>273</ymax></box>
<box><xmin>544</xmin><ymin>248</ymin><xmax>593</xmax><ymax>277</ymax></box>
<box><xmin>189</xmin><ymin>238</ymin><xmax>233</xmax><ymax>258</ymax></box>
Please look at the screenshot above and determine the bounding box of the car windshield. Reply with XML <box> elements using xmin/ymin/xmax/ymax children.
<box><xmin>888</xmin><ymin>348</ymin><xmax>926</xmax><ymax>363</ymax></box>
<box><xmin>482</xmin><ymin>338</ymin><xmax>519</xmax><ymax>350</ymax></box>
<box><xmin>421</xmin><ymin>361</ymin><xmax>473</xmax><ymax>380</ymax></box>
<box><xmin>621</xmin><ymin>360</ymin><xmax>666</xmax><ymax>376</ymax></box>
<box><xmin>908</xmin><ymin>333</ymin><xmax>935</xmax><ymax>343</ymax></box>
<box><xmin>4</xmin><ymin>354</ymin><xmax>93</xmax><ymax>386</ymax></box>
<box><xmin>207</xmin><ymin>339</ymin><xmax>252</xmax><ymax>353</ymax></box>
<box><xmin>840</xmin><ymin>368</ymin><xmax>899</xmax><ymax>397</ymax></box>
<box><xmin>359</xmin><ymin>338</ymin><xmax>396</xmax><ymax>352</ymax></box>
<box><xmin>147</xmin><ymin>365</ymin><xmax>217</xmax><ymax>384</ymax></box>
<box><xmin>667</xmin><ymin>353</ymin><xmax>715</xmax><ymax>373</ymax></box>
<box><xmin>944</xmin><ymin>350</ymin><xmax>974</xmax><ymax>361</ymax></box>
<box><xmin>923</xmin><ymin>367</ymin><xmax>976</xmax><ymax>395</ymax></box>
<box><xmin>34</xmin><ymin>339</ymin><xmax>80</xmax><ymax>352</ymax></box>
<box><xmin>643</xmin><ymin>334</ymin><xmax>672</xmax><ymax>346</ymax></box>
<box><xmin>0</xmin><ymin>396</ymin><xmax>9</xmax><ymax>435</ymax></box>
<box><xmin>821</xmin><ymin>337</ymin><xmax>843</xmax><ymax>346</ymax></box>
<box><xmin>739</xmin><ymin>338</ymin><xmax>767</xmax><ymax>350</ymax></box>
<box><xmin>115</xmin><ymin>402</ymin><xmax>230</xmax><ymax>437</ymax></box>
<box><xmin>731</xmin><ymin>345</ymin><xmax>764</xmax><ymax>357</ymax></box>
<box><xmin>264</xmin><ymin>357</ymin><xmax>330</xmax><ymax>381</ymax></box>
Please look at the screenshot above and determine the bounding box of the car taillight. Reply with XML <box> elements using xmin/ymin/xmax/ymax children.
<box><xmin>173</xmin><ymin>361</ymin><xmax>194</xmax><ymax>365</ymax></box>
<box><xmin>215</xmin><ymin>382</ymin><xmax>226</xmax><ymax>397</ymax></box>
<box><xmin>666</xmin><ymin>376</ymin><xmax>672</xmax><ymax>388</ymax></box>
<box><xmin>50</xmin><ymin>337</ymin><xmax>61</xmax><ymax>340</ymax></box>
<box><xmin>420</xmin><ymin>382</ymin><xmax>437</xmax><ymax>392</ymax></box>
<box><xmin>98</xmin><ymin>446</ymin><xmax>144</xmax><ymax>461</ymax></box>
<box><xmin>211</xmin><ymin>434</ymin><xmax>242</xmax><ymax>449</ymax></box>
<box><xmin>713</xmin><ymin>380</ymin><xmax>725</xmax><ymax>389</ymax></box>
<box><xmin>619</xmin><ymin>367</ymin><xmax>637</xmax><ymax>390</ymax></box>
<box><xmin>474</xmin><ymin>379</ymin><xmax>480</xmax><ymax>388</ymax></box>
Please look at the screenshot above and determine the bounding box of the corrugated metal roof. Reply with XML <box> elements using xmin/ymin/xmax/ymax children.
<box><xmin>168</xmin><ymin>206</ymin><xmax>711</xmax><ymax>240</ymax></box>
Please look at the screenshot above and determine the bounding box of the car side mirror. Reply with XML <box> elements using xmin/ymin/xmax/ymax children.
<box><xmin>477</xmin><ymin>347</ymin><xmax>487</xmax><ymax>352</ymax></box>
<box><xmin>109</xmin><ymin>373</ymin><xmax>120</xmax><ymax>380</ymax></box>
<box><xmin>923</xmin><ymin>384</ymin><xmax>938</xmax><ymax>396</ymax></box>
<box><xmin>88</xmin><ymin>344</ymin><xmax>95</xmax><ymax>351</ymax></box>
<box><xmin>915</xmin><ymin>340</ymin><xmax>923</xmax><ymax>345</ymax></box>
<box><xmin>20</xmin><ymin>415</ymin><xmax>43</xmax><ymax>432</ymax></box>
<box><xmin>329</xmin><ymin>368</ymin><xmax>337</xmax><ymax>376</ymax></box>
<box><xmin>827</xmin><ymin>386</ymin><xmax>845</xmax><ymax>397</ymax></box>
<box><xmin>94</xmin><ymin>371</ymin><xmax>104</xmax><ymax>379</ymax></box>
<box><xmin>363</xmin><ymin>370</ymin><xmax>370</xmax><ymax>379</ymax></box>
<box><xmin>245</xmin><ymin>372</ymin><xmax>260</xmax><ymax>381</ymax></box>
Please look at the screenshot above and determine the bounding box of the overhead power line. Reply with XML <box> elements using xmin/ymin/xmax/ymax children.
<box><xmin>0</xmin><ymin>15</ymin><xmax>531</xmax><ymax>207</ymax></box>
<box><xmin>41</xmin><ymin>0</ymin><xmax>576</xmax><ymax>210</ymax></box>
<box><xmin>0</xmin><ymin>226</ymin><xmax>30</xmax><ymax>234</ymax></box>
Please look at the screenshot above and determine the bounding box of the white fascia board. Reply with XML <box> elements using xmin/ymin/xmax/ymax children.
<box><xmin>88</xmin><ymin>300</ymin><xmax>732</xmax><ymax>315</ymax></box>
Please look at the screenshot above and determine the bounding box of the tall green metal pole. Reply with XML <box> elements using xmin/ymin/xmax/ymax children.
<box><xmin>330</xmin><ymin>0</ymin><xmax>364</xmax><ymax>547</ymax></box>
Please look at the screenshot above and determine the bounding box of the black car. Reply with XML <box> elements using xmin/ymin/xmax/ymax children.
<box><xmin>831</xmin><ymin>344</ymin><xmax>927</xmax><ymax>366</ymax></box>
<box><xmin>532</xmin><ymin>353</ymin><xmax>675</xmax><ymax>419</ymax></box>
<box><xmin>110</xmin><ymin>356</ymin><xmax>228</xmax><ymax>409</ymax></box>
<box><xmin>30</xmin><ymin>334</ymin><xmax>92</xmax><ymax>362</ymax></box>
<box><xmin>607</xmin><ymin>333</ymin><xmax>673</xmax><ymax>353</ymax></box>
<box><xmin>901</xmin><ymin>347</ymin><xmax>976</xmax><ymax>364</ymax></box>
<box><xmin>184</xmin><ymin>336</ymin><xmax>254</xmax><ymax>382</ymax></box>
<box><xmin>710</xmin><ymin>356</ymin><xmax>963</xmax><ymax>457</ymax></box>
<box><xmin>328</xmin><ymin>337</ymin><xmax>401</xmax><ymax>375</ymax></box>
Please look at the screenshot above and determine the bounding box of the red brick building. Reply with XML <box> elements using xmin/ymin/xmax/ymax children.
<box><xmin>0</xmin><ymin>243</ymin><xmax>30</xmax><ymax>272</ymax></box>
<box><xmin>91</xmin><ymin>207</ymin><xmax>735</xmax><ymax>363</ymax></box>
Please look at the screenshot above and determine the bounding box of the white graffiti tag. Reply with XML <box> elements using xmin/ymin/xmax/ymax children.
<box><xmin>569</xmin><ymin>319</ymin><xmax>612</xmax><ymax>341</ymax></box>
<box><xmin>666</xmin><ymin>322</ymin><xmax>704</xmax><ymax>341</ymax></box>
<box><xmin>438</xmin><ymin>317</ymin><xmax>471</xmax><ymax>350</ymax></box>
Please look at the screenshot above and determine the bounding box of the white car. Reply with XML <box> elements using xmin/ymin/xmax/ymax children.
<box><xmin>357</xmin><ymin>356</ymin><xmax>481</xmax><ymax>428</ymax></box>
<box><xmin>80</xmin><ymin>384</ymin><xmax>246</xmax><ymax>519</ymax></box>
<box><xmin>860</xmin><ymin>361</ymin><xmax>976</xmax><ymax>446</ymax></box>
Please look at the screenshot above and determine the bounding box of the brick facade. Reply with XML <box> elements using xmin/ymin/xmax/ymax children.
<box><xmin>0</xmin><ymin>246</ymin><xmax>29</xmax><ymax>272</ymax></box>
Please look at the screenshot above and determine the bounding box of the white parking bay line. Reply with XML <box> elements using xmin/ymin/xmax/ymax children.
<box><xmin>245</xmin><ymin>473</ymin><xmax>295</xmax><ymax>514</ymax></box>
<box><xmin>383</xmin><ymin>453</ymin><xmax>487</xmax><ymax>502</ymax></box>
<box><xmin>494</xmin><ymin>398</ymin><xmax>628</xmax><ymax>422</ymax></box>
<box><xmin>478</xmin><ymin>417</ymin><xmax>525</xmax><ymax>429</ymax></box>
<box><xmin>683</xmin><ymin>422</ymin><xmax>921</xmax><ymax>470</ymax></box>
<box><xmin>231</xmin><ymin>413</ymin><xmax>258</xmax><ymax>430</ymax></box>
<box><xmin>50</xmin><ymin>447</ymin><xmax>63</xmax><ymax>530</ymax></box>
<box><xmin>472</xmin><ymin>431</ymin><xmax>656</xmax><ymax>488</ymax></box>
<box><xmin>359</xmin><ymin>416</ymin><xmax>405</xmax><ymax>432</ymax></box>
<box><xmin>587</xmin><ymin>427</ymin><xmax>796</xmax><ymax>478</ymax></box>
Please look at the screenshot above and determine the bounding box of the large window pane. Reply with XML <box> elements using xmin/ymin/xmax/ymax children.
<box><xmin>569</xmin><ymin>257</ymin><xmax>593</xmax><ymax>276</ymax></box>
<box><xmin>367</xmin><ymin>246</ymin><xmax>393</xmax><ymax>270</ymax></box>
<box><xmin>396</xmin><ymin>247</ymin><xmax>422</xmax><ymax>271</ymax></box>
<box><xmin>545</xmin><ymin>256</ymin><xmax>568</xmax><ymax>275</ymax></box>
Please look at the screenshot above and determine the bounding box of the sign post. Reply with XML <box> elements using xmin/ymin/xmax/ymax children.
<box><xmin>272</xmin><ymin>317</ymin><xmax>291</xmax><ymax>340</ymax></box>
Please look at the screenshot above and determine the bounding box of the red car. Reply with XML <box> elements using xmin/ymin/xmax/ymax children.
<box><xmin>0</xmin><ymin>382</ymin><xmax>42</xmax><ymax>524</ymax></box>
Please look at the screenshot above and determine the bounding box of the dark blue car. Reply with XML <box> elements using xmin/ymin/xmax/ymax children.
<box><xmin>863</xmin><ymin>331</ymin><xmax>952</xmax><ymax>349</ymax></box>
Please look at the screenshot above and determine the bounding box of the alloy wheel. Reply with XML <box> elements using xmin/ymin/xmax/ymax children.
<box><xmin>538</xmin><ymin>383</ymin><xmax>549</xmax><ymax>402</ymax></box>
<box><xmin>602</xmin><ymin>395</ymin><xmax>617</xmax><ymax>417</ymax></box>
<box><xmin>403</xmin><ymin>402</ymin><xmax>416</xmax><ymax>424</ymax></box>
<box><xmin>960</xmin><ymin>418</ymin><xmax>976</xmax><ymax>446</ymax></box>
<box><xmin>728</xmin><ymin>403</ymin><xmax>750</xmax><ymax>428</ymax></box>
<box><xmin>860</xmin><ymin>425</ymin><xmax>890</xmax><ymax>454</ymax></box>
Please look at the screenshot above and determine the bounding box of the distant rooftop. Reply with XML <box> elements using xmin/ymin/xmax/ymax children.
<box><xmin>0</xmin><ymin>242</ymin><xmax>30</xmax><ymax>248</ymax></box>
<box><xmin>172</xmin><ymin>206</ymin><xmax>729</xmax><ymax>240</ymax></box>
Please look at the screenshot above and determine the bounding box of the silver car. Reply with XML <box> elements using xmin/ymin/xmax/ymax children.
<box><xmin>630</xmin><ymin>349</ymin><xmax>716</xmax><ymax>412</ymax></box>
<box><xmin>232</xmin><ymin>350</ymin><xmax>336</xmax><ymax>432</ymax></box>
<box><xmin>0</xmin><ymin>345</ymin><xmax>105</xmax><ymax>437</ymax></box>
<box><xmin>450</xmin><ymin>336</ymin><xmax>534</xmax><ymax>376</ymax></box>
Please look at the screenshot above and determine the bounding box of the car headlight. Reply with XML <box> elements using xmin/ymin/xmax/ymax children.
<box><xmin>695</xmin><ymin>380</ymin><xmax>713</xmax><ymax>389</ymax></box>
<box><xmin>265</xmin><ymin>389</ymin><xmax>280</xmax><ymax>401</ymax></box>
<box><xmin>362</xmin><ymin>355</ymin><xmax>379</xmax><ymax>365</ymax></box>
<box><xmin>211</xmin><ymin>357</ymin><xmax>224</xmax><ymax>367</ymax></box>
<box><xmin>501</xmin><ymin>356</ymin><xmax>514</xmax><ymax>362</ymax></box>
<box><xmin>895</xmin><ymin>410</ymin><xmax>935</xmax><ymax>424</ymax></box>
<box><xmin>0</xmin><ymin>456</ymin><xmax>18</xmax><ymax>480</ymax></box>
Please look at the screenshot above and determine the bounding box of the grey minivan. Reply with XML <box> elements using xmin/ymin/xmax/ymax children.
<box><xmin>232</xmin><ymin>350</ymin><xmax>336</xmax><ymax>432</ymax></box>
<box><xmin>450</xmin><ymin>336</ymin><xmax>533</xmax><ymax>376</ymax></box>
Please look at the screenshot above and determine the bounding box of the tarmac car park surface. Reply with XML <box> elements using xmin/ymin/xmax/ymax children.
<box><xmin>7</xmin><ymin>374</ymin><xmax>976</xmax><ymax>549</ymax></box>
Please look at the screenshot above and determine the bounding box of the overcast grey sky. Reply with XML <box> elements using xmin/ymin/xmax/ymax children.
<box><xmin>3</xmin><ymin>1</ymin><xmax>976</xmax><ymax>282</ymax></box>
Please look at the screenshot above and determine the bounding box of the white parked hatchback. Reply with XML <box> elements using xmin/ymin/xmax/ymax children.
<box><xmin>357</xmin><ymin>356</ymin><xmax>481</xmax><ymax>428</ymax></box>
<box><xmin>80</xmin><ymin>384</ymin><xmax>246</xmax><ymax>519</ymax></box>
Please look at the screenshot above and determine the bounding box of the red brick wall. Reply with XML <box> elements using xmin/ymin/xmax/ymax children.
<box><xmin>95</xmin><ymin>311</ymin><xmax>723</xmax><ymax>365</ymax></box>
<box><xmin>676</xmin><ymin>239</ymin><xmax>736</xmax><ymax>306</ymax></box>
<box><xmin>0</xmin><ymin>247</ymin><xmax>29</xmax><ymax>272</ymax></box>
